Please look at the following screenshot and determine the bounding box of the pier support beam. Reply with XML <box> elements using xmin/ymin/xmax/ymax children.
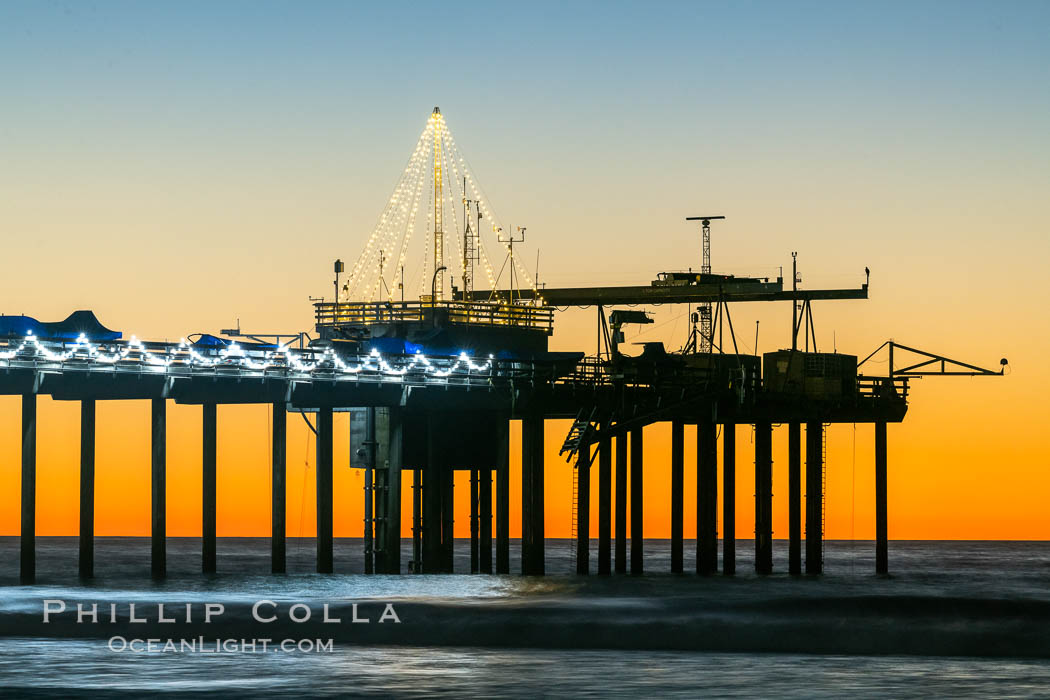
<box><xmin>316</xmin><ymin>407</ymin><xmax>334</xmax><ymax>574</ymax></box>
<box><xmin>630</xmin><ymin>427</ymin><xmax>643</xmax><ymax>575</ymax></box>
<box><xmin>470</xmin><ymin>469</ymin><xmax>480</xmax><ymax>574</ymax></box>
<box><xmin>79</xmin><ymin>399</ymin><xmax>95</xmax><ymax>579</ymax></box>
<box><xmin>597</xmin><ymin>428</ymin><xmax>611</xmax><ymax>575</ymax></box>
<box><xmin>412</xmin><ymin>468</ymin><xmax>422</xmax><ymax>572</ymax></box>
<box><xmin>788</xmin><ymin>422</ymin><xmax>802</xmax><ymax>576</ymax></box>
<box><xmin>805</xmin><ymin>421</ymin><xmax>823</xmax><ymax>575</ymax></box>
<box><xmin>271</xmin><ymin>402</ymin><xmax>286</xmax><ymax>574</ymax></box>
<box><xmin>378</xmin><ymin>408</ymin><xmax>402</xmax><ymax>575</ymax></box>
<box><xmin>723</xmin><ymin>424</ymin><xmax>736</xmax><ymax>576</ymax></box>
<box><xmin>875</xmin><ymin>420</ymin><xmax>888</xmax><ymax>575</ymax></box>
<box><xmin>440</xmin><ymin>468</ymin><xmax>454</xmax><ymax>573</ymax></box>
<box><xmin>20</xmin><ymin>394</ymin><xmax>36</xmax><ymax>583</ymax></box>
<box><xmin>521</xmin><ymin>414</ymin><xmax>545</xmax><ymax>575</ymax></box>
<box><xmin>575</xmin><ymin>450</ymin><xmax>590</xmax><ymax>575</ymax></box>
<box><xmin>364</xmin><ymin>408</ymin><xmax>375</xmax><ymax>575</ymax></box>
<box><xmin>754</xmin><ymin>421</ymin><xmax>773</xmax><ymax>575</ymax></box>
<box><xmin>422</xmin><ymin>418</ymin><xmax>442</xmax><ymax>573</ymax></box>
<box><xmin>202</xmin><ymin>403</ymin><xmax>217</xmax><ymax>574</ymax></box>
<box><xmin>151</xmin><ymin>398</ymin><xmax>167</xmax><ymax>578</ymax></box>
<box><xmin>670</xmin><ymin>420</ymin><xmax>684</xmax><ymax>574</ymax></box>
<box><xmin>480</xmin><ymin>466</ymin><xmax>492</xmax><ymax>574</ymax></box>
<box><xmin>614</xmin><ymin>432</ymin><xmax>627</xmax><ymax>574</ymax></box>
<box><xmin>495</xmin><ymin>419</ymin><xmax>510</xmax><ymax>574</ymax></box>
<box><xmin>698</xmin><ymin>419</ymin><xmax>718</xmax><ymax>575</ymax></box>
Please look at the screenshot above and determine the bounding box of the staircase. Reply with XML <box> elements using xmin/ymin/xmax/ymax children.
<box><xmin>560</xmin><ymin>407</ymin><xmax>598</xmax><ymax>463</ymax></box>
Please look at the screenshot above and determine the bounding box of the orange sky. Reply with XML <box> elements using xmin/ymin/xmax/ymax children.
<box><xmin>1</xmin><ymin>3</ymin><xmax>1048</xmax><ymax>541</ymax></box>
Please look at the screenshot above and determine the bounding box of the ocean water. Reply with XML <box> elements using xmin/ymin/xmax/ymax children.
<box><xmin>1</xmin><ymin>537</ymin><xmax>1049</xmax><ymax>698</ymax></box>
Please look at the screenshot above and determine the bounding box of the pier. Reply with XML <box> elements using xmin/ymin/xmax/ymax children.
<box><xmin>1</xmin><ymin>107</ymin><xmax>1006</xmax><ymax>582</ymax></box>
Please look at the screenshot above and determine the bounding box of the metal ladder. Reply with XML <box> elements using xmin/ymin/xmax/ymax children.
<box><xmin>569</xmin><ymin>461</ymin><xmax>579</xmax><ymax>568</ymax></box>
<box><xmin>821</xmin><ymin>423</ymin><xmax>829</xmax><ymax>568</ymax></box>
<box><xmin>562</xmin><ymin>408</ymin><xmax>598</xmax><ymax>569</ymax></box>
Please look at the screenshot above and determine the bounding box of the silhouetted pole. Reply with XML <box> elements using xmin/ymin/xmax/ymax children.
<box><xmin>576</xmin><ymin>450</ymin><xmax>590</xmax><ymax>575</ymax></box>
<box><xmin>597</xmin><ymin>427</ymin><xmax>611</xmax><ymax>575</ymax></box>
<box><xmin>364</xmin><ymin>407</ymin><xmax>375</xmax><ymax>575</ymax></box>
<box><xmin>495</xmin><ymin>419</ymin><xmax>510</xmax><ymax>574</ymax></box>
<box><xmin>202</xmin><ymin>402</ymin><xmax>217</xmax><ymax>574</ymax></box>
<box><xmin>670</xmin><ymin>420</ymin><xmax>684</xmax><ymax>574</ymax></box>
<box><xmin>698</xmin><ymin>419</ymin><xmax>718</xmax><ymax>575</ymax></box>
<box><xmin>20</xmin><ymin>393</ymin><xmax>36</xmax><ymax>583</ymax></box>
<box><xmin>630</xmin><ymin>427</ymin><xmax>643</xmax><ymax>575</ymax></box>
<box><xmin>412</xmin><ymin>468</ymin><xmax>422</xmax><ymax>572</ymax></box>
<box><xmin>722</xmin><ymin>424</ymin><xmax>736</xmax><ymax>576</ymax></box>
<box><xmin>271</xmin><ymin>402</ymin><xmax>287</xmax><ymax>574</ymax></box>
<box><xmin>522</xmin><ymin>414</ymin><xmax>545</xmax><ymax>575</ymax></box>
<box><xmin>151</xmin><ymin>398</ymin><xmax>166</xmax><ymax>578</ymax></box>
<box><xmin>470</xmin><ymin>468</ymin><xmax>480</xmax><ymax>574</ymax></box>
<box><xmin>805</xmin><ymin>421</ymin><xmax>823</xmax><ymax>575</ymax></box>
<box><xmin>875</xmin><ymin>420</ymin><xmax>888</xmax><ymax>575</ymax></box>
<box><xmin>615</xmin><ymin>431</ymin><xmax>628</xmax><ymax>573</ymax></box>
<box><xmin>440</xmin><ymin>467</ymin><xmax>454</xmax><ymax>573</ymax></box>
<box><xmin>423</xmin><ymin>418</ymin><xmax>442</xmax><ymax>573</ymax></box>
<box><xmin>788</xmin><ymin>422</ymin><xmax>802</xmax><ymax>575</ymax></box>
<box><xmin>480</xmin><ymin>466</ymin><xmax>493</xmax><ymax>574</ymax></box>
<box><xmin>382</xmin><ymin>408</ymin><xmax>403</xmax><ymax>574</ymax></box>
<box><xmin>316</xmin><ymin>407</ymin><xmax>334</xmax><ymax>574</ymax></box>
<box><xmin>79</xmin><ymin>399</ymin><xmax>95</xmax><ymax>579</ymax></box>
<box><xmin>754</xmin><ymin>421</ymin><xmax>773</xmax><ymax>575</ymax></box>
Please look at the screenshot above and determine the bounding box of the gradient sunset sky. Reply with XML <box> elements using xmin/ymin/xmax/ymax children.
<box><xmin>1</xmin><ymin>1</ymin><xmax>1047</xmax><ymax>541</ymax></box>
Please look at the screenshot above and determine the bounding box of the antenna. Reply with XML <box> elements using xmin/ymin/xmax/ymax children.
<box><xmin>685</xmin><ymin>215</ymin><xmax>725</xmax><ymax>352</ymax></box>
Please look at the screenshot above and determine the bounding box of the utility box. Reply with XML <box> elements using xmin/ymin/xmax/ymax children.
<box><xmin>762</xmin><ymin>351</ymin><xmax>857</xmax><ymax>398</ymax></box>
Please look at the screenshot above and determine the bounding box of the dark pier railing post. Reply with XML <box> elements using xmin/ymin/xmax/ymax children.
<box><xmin>480</xmin><ymin>466</ymin><xmax>493</xmax><ymax>574</ymax></box>
<box><xmin>575</xmin><ymin>450</ymin><xmax>590</xmax><ymax>575</ymax></box>
<box><xmin>79</xmin><ymin>399</ymin><xmax>95</xmax><ymax>579</ymax></box>
<box><xmin>495</xmin><ymin>419</ymin><xmax>510</xmax><ymax>574</ymax></box>
<box><xmin>698</xmin><ymin>419</ymin><xmax>718</xmax><ymax>575</ymax></box>
<box><xmin>202</xmin><ymin>402</ymin><xmax>217</xmax><ymax>574</ymax></box>
<box><xmin>670</xmin><ymin>420</ymin><xmax>684</xmax><ymax>574</ymax></box>
<box><xmin>754</xmin><ymin>421</ymin><xmax>773</xmax><ymax>575</ymax></box>
<box><xmin>614</xmin><ymin>431</ymin><xmax>628</xmax><ymax>574</ymax></box>
<box><xmin>521</xmin><ymin>414</ymin><xmax>545</xmax><ymax>575</ymax></box>
<box><xmin>875</xmin><ymin>420</ymin><xmax>888</xmax><ymax>575</ymax></box>
<box><xmin>271</xmin><ymin>402</ymin><xmax>287</xmax><ymax>574</ymax></box>
<box><xmin>151</xmin><ymin>398</ymin><xmax>167</xmax><ymax>578</ymax></box>
<box><xmin>597</xmin><ymin>427</ymin><xmax>612</xmax><ymax>575</ymax></box>
<box><xmin>21</xmin><ymin>393</ymin><xmax>36</xmax><ymax>583</ymax></box>
<box><xmin>630</xmin><ymin>427</ymin><xmax>643</xmax><ymax>575</ymax></box>
<box><xmin>805</xmin><ymin>421</ymin><xmax>823</xmax><ymax>575</ymax></box>
<box><xmin>722</xmin><ymin>423</ymin><xmax>736</xmax><ymax>576</ymax></box>
<box><xmin>788</xmin><ymin>422</ymin><xmax>802</xmax><ymax>575</ymax></box>
<box><xmin>382</xmin><ymin>408</ymin><xmax>403</xmax><ymax>575</ymax></box>
<box><xmin>316</xmin><ymin>406</ymin><xmax>334</xmax><ymax>574</ymax></box>
<box><xmin>470</xmin><ymin>468</ymin><xmax>480</xmax><ymax>574</ymax></box>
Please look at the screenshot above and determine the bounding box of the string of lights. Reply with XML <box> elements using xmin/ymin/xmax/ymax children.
<box><xmin>0</xmin><ymin>332</ymin><xmax>495</xmax><ymax>380</ymax></box>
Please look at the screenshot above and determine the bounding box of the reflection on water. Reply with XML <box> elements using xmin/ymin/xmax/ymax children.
<box><xmin>1</xmin><ymin>538</ymin><xmax>1049</xmax><ymax>697</ymax></box>
<box><xmin>2</xmin><ymin>641</ymin><xmax>1050</xmax><ymax>698</ymax></box>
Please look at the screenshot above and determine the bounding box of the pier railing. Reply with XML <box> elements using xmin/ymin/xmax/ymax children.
<box><xmin>314</xmin><ymin>300</ymin><xmax>554</xmax><ymax>334</ymax></box>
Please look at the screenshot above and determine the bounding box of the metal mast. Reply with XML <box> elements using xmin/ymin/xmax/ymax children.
<box><xmin>686</xmin><ymin>215</ymin><xmax>724</xmax><ymax>352</ymax></box>
<box><xmin>463</xmin><ymin>176</ymin><xmax>476</xmax><ymax>299</ymax></box>
<box><xmin>432</xmin><ymin>107</ymin><xmax>445</xmax><ymax>301</ymax></box>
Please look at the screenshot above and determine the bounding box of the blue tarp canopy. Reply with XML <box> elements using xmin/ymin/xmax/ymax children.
<box><xmin>0</xmin><ymin>310</ymin><xmax>121</xmax><ymax>341</ymax></box>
